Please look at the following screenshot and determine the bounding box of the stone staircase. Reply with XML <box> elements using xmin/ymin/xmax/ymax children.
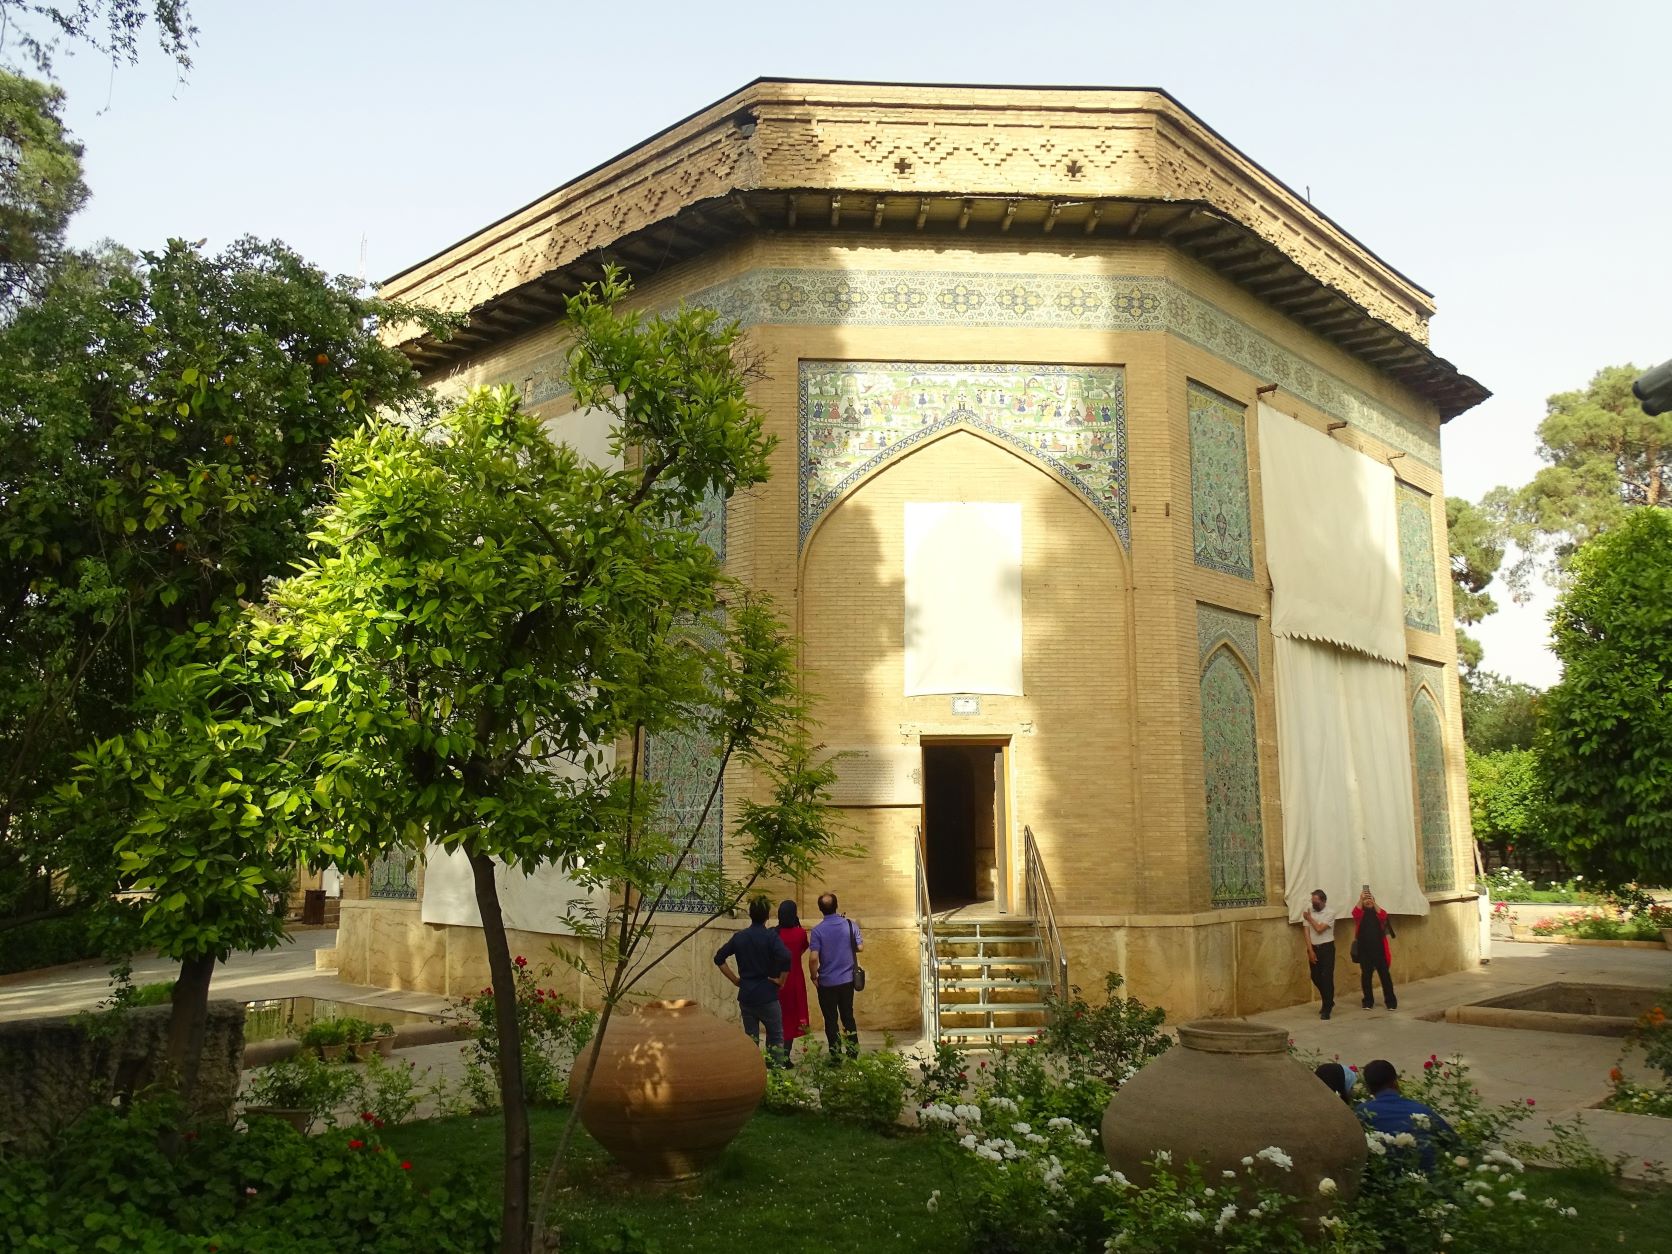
<box><xmin>932</xmin><ymin>915</ymin><xmax>1053</xmax><ymax>1046</ymax></box>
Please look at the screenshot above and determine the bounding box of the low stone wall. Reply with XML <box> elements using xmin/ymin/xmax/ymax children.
<box><xmin>0</xmin><ymin>1000</ymin><xmax>244</xmax><ymax>1149</ymax></box>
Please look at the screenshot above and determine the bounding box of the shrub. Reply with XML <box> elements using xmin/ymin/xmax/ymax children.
<box><xmin>1040</xmin><ymin>971</ymin><xmax>1171</xmax><ymax>1087</ymax></box>
<box><xmin>128</xmin><ymin>980</ymin><xmax>176</xmax><ymax>1007</ymax></box>
<box><xmin>0</xmin><ymin>909</ymin><xmax>107</xmax><ymax>975</ymax></box>
<box><xmin>0</xmin><ymin>1097</ymin><xmax>497</xmax><ymax>1252</ymax></box>
<box><xmin>808</xmin><ymin>1042</ymin><xmax>910</xmax><ymax>1130</ymax></box>
<box><xmin>761</xmin><ymin>1064</ymin><xmax>820</xmax><ymax>1115</ymax></box>
<box><xmin>456</xmin><ymin>956</ymin><xmax>596</xmax><ymax>1109</ymax></box>
<box><xmin>243</xmin><ymin>1053</ymin><xmax>360</xmax><ymax>1130</ymax></box>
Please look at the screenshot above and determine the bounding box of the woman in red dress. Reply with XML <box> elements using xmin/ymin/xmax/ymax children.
<box><xmin>775</xmin><ymin>899</ymin><xmax>811</xmax><ymax>1052</ymax></box>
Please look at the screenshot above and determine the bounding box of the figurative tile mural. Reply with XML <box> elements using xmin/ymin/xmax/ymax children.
<box><xmin>1411</xmin><ymin>688</ymin><xmax>1454</xmax><ymax>892</ymax></box>
<box><xmin>1397</xmin><ymin>484</ymin><xmax>1441</xmax><ymax>632</ymax></box>
<box><xmin>1197</xmin><ymin>603</ymin><xmax>1260</xmax><ymax>680</ymax></box>
<box><xmin>1189</xmin><ymin>384</ymin><xmax>1254</xmax><ymax>579</ymax></box>
<box><xmin>797</xmin><ymin>362</ymin><xmax>1127</xmax><ymax>546</ymax></box>
<box><xmin>503</xmin><ymin>269</ymin><xmax>1441</xmax><ymax>471</ymax></box>
<box><xmin>1200</xmin><ymin>648</ymin><xmax>1266</xmax><ymax>908</ymax></box>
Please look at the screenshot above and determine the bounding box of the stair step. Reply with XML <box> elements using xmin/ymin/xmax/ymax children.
<box><xmin>939</xmin><ymin>1003</ymin><xmax>1051</xmax><ymax>1016</ymax></box>
<box><xmin>940</xmin><ymin>1023</ymin><xmax>1047</xmax><ymax>1040</ymax></box>
<box><xmin>933</xmin><ymin>934</ymin><xmax>1040</xmax><ymax>946</ymax></box>
<box><xmin>937</xmin><ymin>955</ymin><xmax>1049</xmax><ymax>967</ymax></box>
<box><xmin>938</xmin><ymin>977</ymin><xmax>1053</xmax><ymax>991</ymax></box>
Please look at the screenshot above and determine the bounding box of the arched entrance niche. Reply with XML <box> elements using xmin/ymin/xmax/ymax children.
<box><xmin>798</xmin><ymin>424</ymin><xmax>1136</xmax><ymax>925</ymax></box>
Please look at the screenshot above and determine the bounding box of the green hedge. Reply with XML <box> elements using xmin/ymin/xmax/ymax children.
<box><xmin>0</xmin><ymin>911</ymin><xmax>105</xmax><ymax>975</ymax></box>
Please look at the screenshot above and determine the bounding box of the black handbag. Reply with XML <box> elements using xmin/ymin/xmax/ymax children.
<box><xmin>1349</xmin><ymin>939</ymin><xmax>1361</xmax><ymax>963</ymax></box>
<box><xmin>849</xmin><ymin>918</ymin><xmax>866</xmax><ymax>992</ymax></box>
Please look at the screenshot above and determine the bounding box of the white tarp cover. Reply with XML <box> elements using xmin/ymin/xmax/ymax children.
<box><xmin>1256</xmin><ymin>403</ymin><xmax>1406</xmax><ymax>665</ymax></box>
<box><xmin>418</xmin><ymin>747</ymin><xmax>614</xmax><ymax>936</ymax></box>
<box><xmin>903</xmin><ymin>502</ymin><xmax>1023</xmax><ymax>696</ymax></box>
<box><xmin>1273</xmin><ymin>638</ymin><xmax>1427</xmax><ymax>919</ymax></box>
<box><xmin>418</xmin><ymin>845</ymin><xmax>604</xmax><ymax>936</ymax></box>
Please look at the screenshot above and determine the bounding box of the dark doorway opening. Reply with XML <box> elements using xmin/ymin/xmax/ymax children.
<box><xmin>922</xmin><ymin>742</ymin><xmax>1003</xmax><ymax>911</ymax></box>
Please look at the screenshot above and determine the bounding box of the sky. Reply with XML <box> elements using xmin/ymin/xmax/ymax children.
<box><xmin>24</xmin><ymin>0</ymin><xmax>1672</xmax><ymax>688</ymax></box>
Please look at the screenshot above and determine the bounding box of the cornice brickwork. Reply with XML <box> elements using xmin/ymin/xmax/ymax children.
<box><xmin>382</xmin><ymin>81</ymin><xmax>1433</xmax><ymax>344</ymax></box>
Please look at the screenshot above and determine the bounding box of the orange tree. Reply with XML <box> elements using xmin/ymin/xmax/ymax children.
<box><xmin>266</xmin><ymin>272</ymin><xmax>840</xmax><ymax>1254</ymax></box>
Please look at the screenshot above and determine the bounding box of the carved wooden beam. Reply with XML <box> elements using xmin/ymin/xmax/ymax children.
<box><xmin>1126</xmin><ymin>205</ymin><xmax>1149</xmax><ymax>236</ymax></box>
<box><xmin>1043</xmin><ymin>201</ymin><xmax>1063</xmax><ymax>233</ymax></box>
<box><xmin>1083</xmin><ymin>204</ymin><xmax>1103</xmax><ymax>235</ymax></box>
<box><xmin>1001</xmin><ymin>199</ymin><xmax>1019</xmax><ymax>232</ymax></box>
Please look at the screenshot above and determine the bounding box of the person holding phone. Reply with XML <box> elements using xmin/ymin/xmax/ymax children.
<box><xmin>1352</xmin><ymin>886</ymin><xmax>1397</xmax><ymax>1010</ymax></box>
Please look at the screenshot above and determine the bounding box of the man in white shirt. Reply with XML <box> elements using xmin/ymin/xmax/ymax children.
<box><xmin>1301</xmin><ymin>888</ymin><xmax>1338</xmax><ymax>1020</ymax></box>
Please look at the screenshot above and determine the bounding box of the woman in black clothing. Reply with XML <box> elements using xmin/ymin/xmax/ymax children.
<box><xmin>1351</xmin><ymin>888</ymin><xmax>1397</xmax><ymax>1010</ymax></box>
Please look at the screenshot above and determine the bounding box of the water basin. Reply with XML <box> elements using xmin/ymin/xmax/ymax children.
<box><xmin>1431</xmin><ymin>982</ymin><xmax>1661</xmax><ymax>1036</ymax></box>
<box><xmin>243</xmin><ymin>996</ymin><xmax>446</xmax><ymax>1044</ymax></box>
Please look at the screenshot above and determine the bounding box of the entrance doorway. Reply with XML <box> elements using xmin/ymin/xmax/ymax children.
<box><xmin>921</xmin><ymin>741</ymin><xmax>1007</xmax><ymax>912</ymax></box>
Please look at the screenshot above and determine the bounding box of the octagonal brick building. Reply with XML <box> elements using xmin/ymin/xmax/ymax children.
<box><xmin>336</xmin><ymin>79</ymin><xmax>1489</xmax><ymax>1034</ymax></box>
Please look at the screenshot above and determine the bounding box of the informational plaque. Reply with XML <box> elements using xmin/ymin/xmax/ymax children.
<box><xmin>822</xmin><ymin>745</ymin><xmax>923</xmax><ymax>807</ymax></box>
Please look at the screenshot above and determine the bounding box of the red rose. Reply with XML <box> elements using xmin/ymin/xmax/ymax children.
<box><xmin>349</xmin><ymin>1139</ymin><xmax>364</xmax><ymax>1150</ymax></box>
<box><xmin>401</xmin><ymin>1160</ymin><xmax>413</xmax><ymax>1171</ymax></box>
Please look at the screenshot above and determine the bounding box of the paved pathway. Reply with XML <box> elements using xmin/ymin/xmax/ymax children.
<box><xmin>1251</xmin><ymin>938</ymin><xmax>1672</xmax><ymax>1178</ymax></box>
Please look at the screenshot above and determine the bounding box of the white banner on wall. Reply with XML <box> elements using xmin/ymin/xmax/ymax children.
<box><xmin>1256</xmin><ymin>403</ymin><xmax>1405</xmax><ymax>665</ymax></box>
<box><xmin>903</xmin><ymin>502</ymin><xmax>1024</xmax><ymax>697</ymax></box>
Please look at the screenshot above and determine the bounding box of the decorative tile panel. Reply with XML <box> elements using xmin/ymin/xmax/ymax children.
<box><xmin>1406</xmin><ymin>658</ymin><xmax>1446</xmax><ymax>707</ymax></box>
<box><xmin>499</xmin><ymin>268</ymin><xmax>1441</xmax><ymax>470</ymax></box>
<box><xmin>797</xmin><ymin>362</ymin><xmax>1127</xmax><ymax>546</ymax></box>
<box><xmin>1411</xmin><ymin>688</ymin><xmax>1454</xmax><ymax>892</ymax></box>
<box><xmin>1200</xmin><ymin>649</ymin><xmax>1266</xmax><ymax>908</ymax></box>
<box><xmin>370</xmin><ymin>849</ymin><xmax>418</xmax><ymax>900</ymax></box>
<box><xmin>1197</xmin><ymin>604</ymin><xmax>1260</xmax><ymax>680</ymax></box>
<box><xmin>645</xmin><ymin>501</ymin><xmax>726</xmax><ymax>913</ymax></box>
<box><xmin>1189</xmin><ymin>383</ymin><xmax>1254</xmax><ymax>579</ymax></box>
<box><xmin>1397</xmin><ymin>483</ymin><xmax>1441</xmax><ymax>632</ymax></box>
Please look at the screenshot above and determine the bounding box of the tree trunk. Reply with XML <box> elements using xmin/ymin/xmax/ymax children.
<box><xmin>166</xmin><ymin>953</ymin><xmax>216</xmax><ymax>1110</ymax></box>
<box><xmin>471</xmin><ymin>851</ymin><xmax>531</xmax><ymax>1254</ymax></box>
<box><xmin>532</xmin><ymin>997</ymin><xmax>616</xmax><ymax>1248</ymax></box>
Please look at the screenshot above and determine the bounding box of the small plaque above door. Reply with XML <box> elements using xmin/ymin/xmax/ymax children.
<box><xmin>951</xmin><ymin>696</ymin><xmax>981</xmax><ymax>716</ymax></box>
<box><xmin>822</xmin><ymin>745</ymin><xmax>924</xmax><ymax>807</ymax></box>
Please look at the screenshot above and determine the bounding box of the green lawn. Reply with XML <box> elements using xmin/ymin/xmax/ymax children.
<box><xmin>385</xmin><ymin>1109</ymin><xmax>957</xmax><ymax>1252</ymax></box>
<box><xmin>385</xmin><ymin>1110</ymin><xmax>1672</xmax><ymax>1252</ymax></box>
<box><xmin>1537</xmin><ymin>1171</ymin><xmax>1672</xmax><ymax>1254</ymax></box>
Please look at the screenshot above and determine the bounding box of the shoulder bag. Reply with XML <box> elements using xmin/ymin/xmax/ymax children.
<box><xmin>849</xmin><ymin>918</ymin><xmax>866</xmax><ymax>992</ymax></box>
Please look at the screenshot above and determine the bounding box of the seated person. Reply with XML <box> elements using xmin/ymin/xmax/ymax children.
<box><xmin>1315</xmin><ymin>1061</ymin><xmax>1356</xmax><ymax>1104</ymax></box>
<box><xmin>1354</xmin><ymin>1058</ymin><xmax>1458</xmax><ymax>1172</ymax></box>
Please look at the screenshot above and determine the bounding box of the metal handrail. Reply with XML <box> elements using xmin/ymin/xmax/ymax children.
<box><xmin>1023</xmin><ymin>825</ymin><xmax>1070</xmax><ymax>1008</ymax></box>
<box><xmin>913</xmin><ymin>828</ymin><xmax>942</xmax><ymax>1044</ymax></box>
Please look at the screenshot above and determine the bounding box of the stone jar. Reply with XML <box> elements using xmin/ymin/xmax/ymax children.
<box><xmin>1101</xmin><ymin>1019</ymin><xmax>1367</xmax><ymax>1215</ymax></box>
<box><xmin>570</xmin><ymin>999</ymin><xmax>766</xmax><ymax>1180</ymax></box>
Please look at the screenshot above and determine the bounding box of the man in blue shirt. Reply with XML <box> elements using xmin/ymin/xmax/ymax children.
<box><xmin>807</xmin><ymin>891</ymin><xmax>862</xmax><ymax>1060</ymax></box>
<box><xmin>1354</xmin><ymin>1059</ymin><xmax>1458</xmax><ymax>1172</ymax></box>
<box><xmin>714</xmin><ymin>896</ymin><xmax>792</xmax><ymax>1066</ymax></box>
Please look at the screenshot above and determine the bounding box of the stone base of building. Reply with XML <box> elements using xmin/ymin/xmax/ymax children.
<box><xmin>336</xmin><ymin>895</ymin><xmax>1480</xmax><ymax>1033</ymax></box>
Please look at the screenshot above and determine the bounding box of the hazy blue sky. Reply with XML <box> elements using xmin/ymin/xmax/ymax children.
<box><xmin>30</xmin><ymin>0</ymin><xmax>1672</xmax><ymax>686</ymax></box>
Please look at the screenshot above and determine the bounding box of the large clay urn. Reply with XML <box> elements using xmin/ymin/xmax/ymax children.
<box><xmin>1102</xmin><ymin>1019</ymin><xmax>1367</xmax><ymax>1215</ymax></box>
<box><xmin>570</xmin><ymin>999</ymin><xmax>766</xmax><ymax>1179</ymax></box>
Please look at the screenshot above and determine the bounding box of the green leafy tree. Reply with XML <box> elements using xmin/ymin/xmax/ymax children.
<box><xmin>1460</xmin><ymin>671</ymin><xmax>1541</xmax><ymax>755</ymax></box>
<box><xmin>56</xmin><ymin>638</ymin><xmax>335</xmax><ymax>1101</ymax></box>
<box><xmin>1446</xmin><ymin>494</ymin><xmax>1503</xmax><ymax>677</ymax></box>
<box><xmin>267</xmin><ymin>273</ymin><xmax>841</xmax><ymax>1254</ymax></box>
<box><xmin>0</xmin><ymin>71</ymin><xmax>86</xmax><ymax>310</ymax></box>
<box><xmin>1465</xmin><ymin>748</ymin><xmax>1552</xmax><ymax>870</ymax></box>
<box><xmin>0</xmin><ymin>1</ymin><xmax>195</xmax><ymax>76</ymax></box>
<box><xmin>0</xmin><ymin>239</ymin><xmax>443</xmax><ymax>941</ymax></box>
<box><xmin>1488</xmin><ymin>365</ymin><xmax>1672</xmax><ymax>596</ymax></box>
<box><xmin>1537</xmin><ymin>508</ymin><xmax>1672</xmax><ymax>887</ymax></box>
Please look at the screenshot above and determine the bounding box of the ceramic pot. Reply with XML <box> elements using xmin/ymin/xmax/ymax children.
<box><xmin>1102</xmin><ymin>1019</ymin><xmax>1367</xmax><ymax>1216</ymax></box>
<box><xmin>570</xmin><ymin>999</ymin><xmax>766</xmax><ymax>1179</ymax></box>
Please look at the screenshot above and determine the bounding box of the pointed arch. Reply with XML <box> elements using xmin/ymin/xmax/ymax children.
<box><xmin>1411</xmin><ymin>687</ymin><xmax>1454</xmax><ymax>892</ymax></box>
<box><xmin>1200</xmin><ymin>646</ymin><xmax>1266</xmax><ymax>908</ymax></box>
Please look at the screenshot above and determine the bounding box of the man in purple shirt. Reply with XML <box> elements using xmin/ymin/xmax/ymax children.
<box><xmin>806</xmin><ymin>891</ymin><xmax>862</xmax><ymax>1060</ymax></box>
